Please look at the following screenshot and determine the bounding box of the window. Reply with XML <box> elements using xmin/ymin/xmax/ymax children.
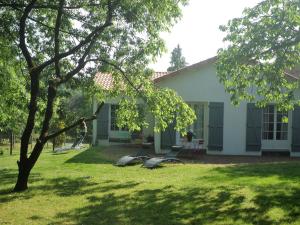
<box><xmin>110</xmin><ymin>105</ymin><xmax>128</xmax><ymax>131</ymax></box>
<box><xmin>263</xmin><ymin>105</ymin><xmax>274</xmax><ymax>140</ymax></box>
<box><xmin>110</xmin><ymin>105</ymin><xmax>118</xmax><ymax>131</ymax></box>
<box><xmin>262</xmin><ymin>105</ymin><xmax>288</xmax><ymax>140</ymax></box>
<box><xmin>182</xmin><ymin>103</ymin><xmax>204</xmax><ymax>139</ymax></box>
<box><xmin>276</xmin><ymin>111</ymin><xmax>288</xmax><ymax>140</ymax></box>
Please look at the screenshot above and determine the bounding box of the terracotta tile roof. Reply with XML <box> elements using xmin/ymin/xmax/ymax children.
<box><xmin>94</xmin><ymin>71</ymin><xmax>168</xmax><ymax>89</ymax></box>
<box><xmin>152</xmin><ymin>71</ymin><xmax>169</xmax><ymax>80</ymax></box>
<box><xmin>94</xmin><ymin>73</ymin><xmax>115</xmax><ymax>90</ymax></box>
<box><xmin>94</xmin><ymin>57</ymin><xmax>218</xmax><ymax>89</ymax></box>
<box><xmin>94</xmin><ymin>57</ymin><xmax>300</xmax><ymax>89</ymax></box>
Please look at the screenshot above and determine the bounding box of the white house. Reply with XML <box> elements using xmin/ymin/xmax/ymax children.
<box><xmin>92</xmin><ymin>57</ymin><xmax>300</xmax><ymax>157</ymax></box>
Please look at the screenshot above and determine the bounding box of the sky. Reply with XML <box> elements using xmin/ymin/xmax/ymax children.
<box><xmin>151</xmin><ymin>0</ymin><xmax>263</xmax><ymax>71</ymax></box>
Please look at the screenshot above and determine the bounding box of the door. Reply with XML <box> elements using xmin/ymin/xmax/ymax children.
<box><xmin>208</xmin><ymin>102</ymin><xmax>224</xmax><ymax>151</ymax></box>
<box><xmin>175</xmin><ymin>102</ymin><xmax>208</xmax><ymax>149</ymax></box>
<box><xmin>161</xmin><ymin>120</ymin><xmax>176</xmax><ymax>149</ymax></box>
<box><xmin>261</xmin><ymin>105</ymin><xmax>289</xmax><ymax>150</ymax></box>
<box><xmin>246</xmin><ymin>103</ymin><xmax>262</xmax><ymax>151</ymax></box>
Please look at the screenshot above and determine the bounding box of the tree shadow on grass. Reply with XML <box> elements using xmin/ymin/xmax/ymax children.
<box><xmin>65</xmin><ymin>146</ymin><xmax>153</xmax><ymax>165</ymax></box>
<box><xmin>0</xmin><ymin>168</ymin><xmax>42</xmax><ymax>203</ymax></box>
<box><xmin>211</xmin><ymin>162</ymin><xmax>300</xmax><ymax>182</ymax></box>
<box><xmin>65</xmin><ymin>148</ymin><xmax>114</xmax><ymax>164</ymax></box>
<box><xmin>0</xmin><ymin>167</ymin><xmax>139</xmax><ymax>203</ymax></box>
<box><xmin>31</xmin><ymin>177</ymin><xmax>140</xmax><ymax>197</ymax></box>
<box><xmin>0</xmin><ymin>168</ymin><xmax>42</xmax><ymax>187</ymax></box>
<box><xmin>48</xmin><ymin>184</ymin><xmax>300</xmax><ymax>225</ymax></box>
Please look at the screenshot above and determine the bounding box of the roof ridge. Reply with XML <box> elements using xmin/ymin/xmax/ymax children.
<box><xmin>154</xmin><ymin>56</ymin><xmax>217</xmax><ymax>82</ymax></box>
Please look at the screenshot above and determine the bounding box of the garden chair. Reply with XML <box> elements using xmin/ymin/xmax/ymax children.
<box><xmin>115</xmin><ymin>149</ymin><xmax>150</xmax><ymax>166</ymax></box>
<box><xmin>142</xmin><ymin>146</ymin><xmax>184</xmax><ymax>169</ymax></box>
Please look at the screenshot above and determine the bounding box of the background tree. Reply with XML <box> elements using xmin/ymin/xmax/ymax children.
<box><xmin>54</xmin><ymin>89</ymin><xmax>94</xmax><ymax>144</ymax></box>
<box><xmin>167</xmin><ymin>44</ymin><xmax>187</xmax><ymax>72</ymax></box>
<box><xmin>0</xmin><ymin>0</ymin><xmax>195</xmax><ymax>192</ymax></box>
<box><xmin>217</xmin><ymin>0</ymin><xmax>300</xmax><ymax>111</ymax></box>
<box><xmin>0</xmin><ymin>37</ymin><xmax>28</xmax><ymax>152</ymax></box>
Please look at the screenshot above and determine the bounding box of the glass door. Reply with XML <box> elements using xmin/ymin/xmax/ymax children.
<box><xmin>262</xmin><ymin>105</ymin><xmax>289</xmax><ymax>150</ymax></box>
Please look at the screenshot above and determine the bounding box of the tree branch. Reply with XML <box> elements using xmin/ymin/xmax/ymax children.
<box><xmin>100</xmin><ymin>59</ymin><xmax>143</xmax><ymax>94</ymax></box>
<box><xmin>54</xmin><ymin>0</ymin><xmax>65</xmax><ymax>78</ymax></box>
<box><xmin>59</xmin><ymin>33</ymin><xmax>101</xmax><ymax>84</ymax></box>
<box><xmin>10</xmin><ymin>4</ymin><xmax>83</xmax><ymax>38</ymax></box>
<box><xmin>243</xmin><ymin>32</ymin><xmax>300</xmax><ymax>64</ymax></box>
<box><xmin>45</xmin><ymin>102</ymin><xmax>104</xmax><ymax>141</ymax></box>
<box><xmin>19</xmin><ymin>0</ymin><xmax>37</xmax><ymax>69</ymax></box>
<box><xmin>36</xmin><ymin>0</ymin><xmax>114</xmax><ymax>72</ymax></box>
<box><xmin>0</xmin><ymin>3</ymin><xmax>103</xmax><ymax>10</ymax></box>
<box><xmin>5</xmin><ymin>4</ymin><xmax>99</xmax><ymax>39</ymax></box>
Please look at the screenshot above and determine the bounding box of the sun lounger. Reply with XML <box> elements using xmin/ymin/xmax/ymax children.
<box><xmin>142</xmin><ymin>157</ymin><xmax>183</xmax><ymax>169</ymax></box>
<box><xmin>115</xmin><ymin>155</ymin><xmax>150</xmax><ymax>166</ymax></box>
<box><xmin>142</xmin><ymin>146</ymin><xmax>184</xmax><ymax>169</ymax></box>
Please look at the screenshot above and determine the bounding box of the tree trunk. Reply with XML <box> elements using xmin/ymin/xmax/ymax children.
<box><xmin>10</xmin><ymin>130</ymin><xmax>13</xmax><ymax>155</ymax></box>
<box><xmin>13</xmin><ymin>83</ymin><xmax>57</xmax><ymax>192</ymax></box>
<box><xmin>12</xmin><ymin>132</ymin><xmax>15</xmax><ymax>148</ymax></box>
<box><xmin>14</xmin><ymin>72</ymin><xmax>40</xmax><ymax>192</ymax></box>
<box><xmin>13</xmin><ymin>159</ymin><xmax>32</xmax><ymax>192</ymax></box>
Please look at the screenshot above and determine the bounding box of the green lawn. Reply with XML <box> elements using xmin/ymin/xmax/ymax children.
<box><xmin>0</xmin><ymin>147</ymin><xmax>300</xmax><ymax>225</ymax></box>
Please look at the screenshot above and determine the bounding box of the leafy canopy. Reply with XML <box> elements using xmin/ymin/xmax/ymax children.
<box><xmin>217</xmin><ymin>0</ymin><xmax>300</xmax><ymax>111</ymax></box>
<box><xmin>0</xmin><ymin>37</ymin><xmax>28</xmax><ymax>133</ymax></box>
<box><xmin>167</xmin><ymin>44</ymin><xmax>187</xmax><ymax>72</ymax></box>
<box><xmin>0</xmin><ymin>0</ymin><xmax>194</xmax><ymax>135</ymax></box>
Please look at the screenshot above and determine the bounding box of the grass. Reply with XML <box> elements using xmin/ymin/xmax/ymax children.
<box><xmin>0</xmin><ymin>146</ymin><xmax>300</xmax><ymax>225</ymax></box>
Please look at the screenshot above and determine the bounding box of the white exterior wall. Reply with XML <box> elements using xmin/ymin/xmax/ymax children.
<box><xmin>92</xmin><ymin>63</ymin><xmax>300</xmax><ymax>157</ymax></box>
<box><xmin>156</xmin><ymin>64</ymin><xmax>259</xmax><ymax>156</ymax></box>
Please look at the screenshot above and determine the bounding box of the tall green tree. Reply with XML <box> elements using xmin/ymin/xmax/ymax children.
<box><xmin>0</xmin><ymin>0</ymin><xmax>195</xmax><ymax>191</ymax></box>
<box><xmin>217</xmin><ymin>0</ymin><xmax>300</xmax><ymax>110</ymax></box>
<box><xmin>167</xmin><ymin>44</ymin><xmax>187</xmax><ymax>72</ymax></box>
<box><xmin>0</xmin><ymin>37</ymin><xmax>28</xmax><ymax>134</ymax></box>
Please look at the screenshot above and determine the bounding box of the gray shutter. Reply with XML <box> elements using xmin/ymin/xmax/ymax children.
<box><xmin>97</xmin><ymin>103</ymin><xmax>109</xmax><ymax>139</ymax></box>
<box><xmin>161</xmin><ymin>120</ymin><xmax>176</xmax><ymax>149</ymax></box>
<box><xmin>246</xmin><ymin>103</ymin><xmax>262</xmax><ymax>151</ymax></box>
<box><xmin>292</xmin><ymin>106</ymin><xmax>300</xmax><ymax>152</ymax></box>
<box><xmin>208</xmin><ymin>102</ymin><xmax>224</xmax><ymax>151</ymax></box>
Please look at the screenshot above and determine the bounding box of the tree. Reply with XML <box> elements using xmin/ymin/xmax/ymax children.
<box><xmin>217</xmin><ymin>0</ymin><xmax>300</xmax><ymax>111</ymax></box>
<box><xmin>0</xmin><ymin>37</ymin><xmax>27</xmax><ymax>133</ymax></box>
<box><xmin>54</xmin><ymin>90</ymin><xmax>94</xmax><ymax>142</ymax></box>
<box><xmin>167</xmin><ymin>44</ymin><xmax>187</xmax><ymax>72</ymax></box>
<box><xmin>0</xmin><ymin>0</ymin><xmax>195</xmax><ymax>192</ymax></box>
<box><xmin>0</xmin><ymin>37</ymin><xmax>28</xmax><ymax>153</ymax></box>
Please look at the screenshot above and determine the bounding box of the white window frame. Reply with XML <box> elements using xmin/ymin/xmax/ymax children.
<box><xmin>262</xmin><ymin>105</ymin><xmax>288</xmax><ymax>141</ymax></box>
